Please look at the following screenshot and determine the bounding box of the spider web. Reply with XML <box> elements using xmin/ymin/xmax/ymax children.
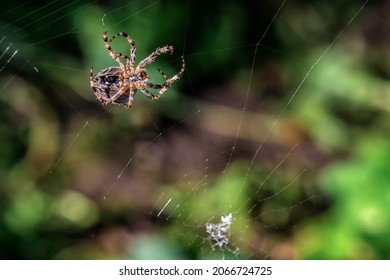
<box><xmin>0</xmin><ymin>0</ymin><xmax>382</xmax><ymax>260</ymax></box>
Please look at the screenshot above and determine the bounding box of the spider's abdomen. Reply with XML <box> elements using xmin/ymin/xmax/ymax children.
<box><xmin>91</xmin><ymin>66</ymin><xmax>126</xmax><ymax>104</ymax></box>
<box><xmin>100</xmin><ymin>75</ymin><xmax>119</xmax><ymax>84</ymax></box>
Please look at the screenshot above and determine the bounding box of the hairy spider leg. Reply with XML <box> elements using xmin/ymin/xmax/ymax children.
<box><xmin>138</xmin><ymin>87</ymin><xmax>156</xmax><ymax>100</ymax></box>
<box><xmin>153</xmin><ymin>56</ymin><xmax>185</xmax><ymax>100</ymax></box>
<box><xmin>125</xmin><ymin>87</ymin><xmax>137</xmax><ymax>109</ymax></box>
<box><xmin>104</xmin><ymin>31</ymin><xmax>136</xmax><ymax>69</ymax></box>
<box><xmin>157</xmin><ymin>67</ymin><xmax>169</xmax><ymax>80</ymax></box>
<box><xmin>103</xmin><ymin>31</ymin><xmax>126</xmax><ymax>69</ymax></box>
<box><xmin>89</xmin><ymin>67</ymin><xmax>104</xmax><ymax>102</ymax></box>
<box><xmin>107</xmin><ymin>31</ymin><xmax>137</xmax><ymax>69</ymax></box>
<box><xmin>136</xmin><ymin>45</ymin><xmax>174</xmax><ymax>70</ymax></box>
<box><xmin>104</xmin><ymin>83</ymin><xmax>129</xmax><ymax>106</ymax></box>
<box><xmin>146</xmin><ymin>82</ymin><xmax>163</xmax><ymax>89</ymax></box>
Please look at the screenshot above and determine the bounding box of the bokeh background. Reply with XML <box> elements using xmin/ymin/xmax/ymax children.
<box><xmin>1</xmin><ymin>0</ymin><xmax>390</xmax><ymax>259</ymax></box>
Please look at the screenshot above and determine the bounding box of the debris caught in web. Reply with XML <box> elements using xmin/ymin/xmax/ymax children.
<box><xmin>205</xmin><ymin>213</ymin><xmax>233</xmax><ymax>250</ymax></box>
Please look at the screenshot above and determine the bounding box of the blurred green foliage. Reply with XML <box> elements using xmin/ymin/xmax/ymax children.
<box><xmin>1</xmin><ymin>0</ymin><xmax>390</xmax><ymax>260</ymax></box>
<box><xmin>299</xmin><ymin>138</ymin><xmax>390</xmax><ymax>259</ymax></box>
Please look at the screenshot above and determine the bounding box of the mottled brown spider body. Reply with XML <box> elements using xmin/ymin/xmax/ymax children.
<box><xmin>90</xmin><ymin>31</ymin><xmax>185</xmax><ymax>108</ymax></box>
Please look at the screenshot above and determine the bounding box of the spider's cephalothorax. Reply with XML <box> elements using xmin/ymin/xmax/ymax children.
<box><xmin>90</xmin><ymin>31</ymin><xmax>185</xmax><ymax>109</ymax></box>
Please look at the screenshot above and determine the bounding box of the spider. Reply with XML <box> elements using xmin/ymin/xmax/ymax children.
<box><xmin>90</xmin><ymin>31</ymin><xmax>185</xmax><ymax>108</ymax></box>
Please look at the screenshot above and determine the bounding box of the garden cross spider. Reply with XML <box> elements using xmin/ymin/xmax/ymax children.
<box><xmin>90</xmin><ymin>31</ymin><xmax>185</xmax><ymax>108</ymax></box>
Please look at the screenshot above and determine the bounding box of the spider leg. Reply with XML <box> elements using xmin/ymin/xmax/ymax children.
<box><xmin>103</xmin><ymin>31</ymin><xmax>126</xmax><ymax>69</ymax></box>
<box><xmin>107</xmin><ymin>31</ymin><xmax>137</xmax><ymax>69</ymax></box>
<box><xmin>136</xmin><ymin>45</ymin><xmax>174</xmax><ymax>70</ymax></box>
<box><xmin>90</xmin><ymin>67</ymin><xmax>104</xmax><ymax>103</ymax></box>
<box><xmin>146</xmin><ymin>82</ymin><xmax>163</xmax><ymax>90</ymax></box>
<box><xmin>156</xmin><ymin>67</ymin><xmax>169</xmax><ymax>80</ymax></box>
<box><xmin>89</xmin><ymin>67</ymin><xmax>95</xmax><ymax>90</ymax></box>
<box><xmin>153</xmin><ymin>56</ymin><xmax>185</xmax><ymax>100</ymax></box>
<box><xmin>125</xmin><ymin>88</ymin><xmax>137</xmax><ymax>109</ymax></box>
<box><xmin>139</xmin><ymin>87</ymin><xmax>156</xmax><ymax>100</ymax></box>
<box><xmin>170</xmin><ymin>56</ymin><xmax>186</xmax><ymax>82</ymax></box>
<box><xmin>98</xmin><ymin>84</ymin><xmax>128</xmax><ymax>106</ymax></box>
